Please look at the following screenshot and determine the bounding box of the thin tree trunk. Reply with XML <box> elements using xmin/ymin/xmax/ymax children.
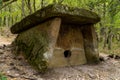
<box><xmin>102</xmin><ymin>1</ymin><xmax>107</xmax><ymax>49</ymax></box>
<box><xmin>3</xmin><ymin>8</ymin><xmax>7</xmax><ymax>26</ymax></box>
<box><xmin>103</xmin><ymin>31</ymin><xmax>107</xmax><ymax>48</ymax></box>
<box><xmin>116</xmin><ymin>33</ymin><xmax>120</xmax><ymax>41</ymax></box>
<box><xmin>0</xmin><ymin>18</ymin><xmax>1</xmax><ymax>26</ymax></box>
<box><xmin>41</xmin><ymin>0</ymin><xmax>44</xmax><ymax>8</ymax></box>
<box><xmin>33</xmin><ymin>0</ymin><xmax>36</xmax><ymax>12</ymax></box>
<box><xmin>14</xmin><ymin>15</ymin><xmax>18</xmax><ymax>24</ymax></box>
<box><xmin>58</xmin><ymin>0</ymin><xmax>64</xmax><ymax>4</ymax></box>
<box><xmin>11</xmin><ymin>16</ymin><xmax>13</xmax><ymax>25</ymax></box>
<box><xmin>28</xmin><ymin>0</ymin><xmax>32</xmax><ymax>14</ymax></box>
<box><xmin>22</xmin><ymin>0</ymin><xmax>25</xmax><ymax>18</ymax></box>
<box><xmin>0</xmin><ymin>10</ymin><xmax>2</xmax><ymax>26</ymax></box>
<box><xmin>108</xmin><ymin>28</ymin><xmax>112</xmax><ymax>50</ymax></box>
<box><xmin>8</xmin><ymin>5</ymin><xmax>11</xmax><ymax>27</ymax></box>
<box><xmin>6</xmin><ymin>16</ymin><xmax>8</xmax><ymax>27</ymax></box>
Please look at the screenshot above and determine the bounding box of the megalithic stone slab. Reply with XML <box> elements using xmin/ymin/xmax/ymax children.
<box><xmin>81</xmin><ymin>25</ymin><xmax>99</xmax><ymax>63</ymax></box>
<box><xmin>10</xmin><ymin>4</ymin><xmax>100</xmax><ymax>34</ymax></box>
<box><xmin>13</xmin><ymin>18</ymin><xmax>61</xmax><ymax>72</ymax></box>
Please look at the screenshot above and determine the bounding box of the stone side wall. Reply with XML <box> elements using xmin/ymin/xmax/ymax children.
<box><xmin>13</xmin><ymin>18</ymin><xmax>61</xmax><ymax>72</ymax></box>
<box><xmin>81</xmin><ymin>25</ymin><xmax>99</xmax><ymax>63</ymax></box>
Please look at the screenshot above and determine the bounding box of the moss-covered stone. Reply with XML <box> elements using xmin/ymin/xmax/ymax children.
<box><xmin>12</xmin><ymin>18</ymin><xmax>61</xmax><ymax>73</ymax></box>
<box><xmin>14</xmin><ymin>28</ymin><xmax>49</xmax><ymax>72</ymax></box>
<box><xmin>10</xmin><ymin>4</ymin><xmax>100</xmax><ymax>34</ymax></box>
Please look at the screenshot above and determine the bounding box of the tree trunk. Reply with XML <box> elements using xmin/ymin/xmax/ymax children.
<box><xmin>102</xmin><ymin>1</ymin><xmax>107</xmax><ymax>49</ymax></box>
<box><xmin>11</xmin><ymin>16</ymin><xmax>13</xmax><ymax>26</ymax></box>
<box><xmin>28</xmin><ymin>0</ymin><xmax>32</xmax><ymax>14</ymax></box>
<box><xmin>8</xmin><ymin>5</ymin><xmax>12</xmax><ymax>27</ymax></box>
<box><xmin>41</xmin><ymin>0</ymin><xmax>44</xmax><ymax>8</ymax></box>
<box><xmin>108</xmin><ymin>28</ymin><xmax>112</xmax><ymax>50</ymax></box>
<box><xmin>26</xmin><ymin>0</ymin><xmax>32</xmax><ymax>14</ymax></box>
<box><xmin>103</xmin><ymin>31</ymin><xmax>107</xmax><ymax>48</ymax></box>
<box><xmin>0</xmin><ymin>18</ymin><xmax>1</xmax><ymax>26</ymax></box>
<box><xmin>58</xmin><ymin>0</ymin><xmax>64</xmax><ymax>4</ymax></box>
<box><xmin>33</xmin><ymin>0</ymin><xmax>36</xmax><ymax>12</ymax></box>
<box><xmin>22</xmin><ymin>0</ymin><xmax>25</xmax><ymax>18</ymax></box>
<box><xmin>5</xmin><ymin>16</ymin><xmax>8</xmax><ymax>27</ymax></box>
<box><xmin>116</xmin><ymin>33</ymin><xmax>120</xmax><ymax>41</ymax></box>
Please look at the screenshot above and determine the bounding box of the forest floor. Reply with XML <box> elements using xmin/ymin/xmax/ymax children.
<box><xmin>0</xmin><ymin>28</ymin><xmax>120</xmax><ymax>80</ymax></box>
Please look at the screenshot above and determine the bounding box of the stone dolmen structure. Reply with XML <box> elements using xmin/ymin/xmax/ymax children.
<box><xmin>11</xmin><ymin>4</ymin><xmax>100</xmax><ymax>72</ymax></box>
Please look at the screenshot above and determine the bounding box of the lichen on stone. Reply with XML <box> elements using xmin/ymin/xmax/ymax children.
<box><xmin>14</xmin><ymin>30</ymin><xmax>49</xmax><ymax>72</ymax></box>
<box><xmin>11</xmin><ymin>4</ymin><xmax>100</xmax><ymax>34</ymax></box>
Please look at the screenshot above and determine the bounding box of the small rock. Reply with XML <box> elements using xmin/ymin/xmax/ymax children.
<box><xmin>0</xmin><ymin>44</ymin><xmax>6</xmax><ymax>49</ymax></box>
<box><xmin>3</xmin><ymin>44</ymin><xmax>7</xmax><ymax>48</ymax></box>
<box><xmin>7</xmin><ymin>75</ymin><xmax>16</xmax><ymax>78</ymax></box>
<box><xmin>108</xmin><ymin>54</ymin><xmax>115</xmax><ymax>58</ymax></box>
<box><xmin>0</xmin><ymin>60</ymin><xmax>5</xmax><ymax>63</ymax></box>
<box><xmin>0</xmin><ymin>49</ymin><xmax>4</xmax><ymax>54</ymax></box>
<box><xmin>88</xmin><ymin>73</ymin><xmax>96</xmax><ymax>79</ymax></box>
<box><xmin>15</xmin><ymin>73</ymin><xmax>19</xmax><ymax>77</ymax></box>
<box><xmin>10</xmin><ymin>66</ymin><xmax>20</xmax><ymax>71</ymax></box>
<box><xmin>7</xmin><ymin>71</ymin><xmax>10</xmax><ymax>74</ymax></box>
<box><xmin>10</xmin><ymin>63</ymin><xmax>14</xmax><ymax>66</ymax></box>
<box><xmin>115</xmin><ymin>55</ymin><xmax>120</xmax><ymax>59</ymax></box>
<box><xmin>17</xmin><ymin>57</ymin><xmax>23</xmax><ymax>60</ymax></box>
<box><xmin>0</xmin><ymin>51</ymin><xmax>4</xmax><ymax>54</ymax></box>
<box><xmin>108</xmin><ymin>54</ymin><xmax>120</xmax><ymax>59</ymax></box>
<box><xmin>13</xmin><ymin>57</ymin><xmax>17</xmax><ymax>60</ymax></box>
<box><xmin>99</xmin><ymin>56</ymin><xmax>105</xmax><ymax>61</ymax></box>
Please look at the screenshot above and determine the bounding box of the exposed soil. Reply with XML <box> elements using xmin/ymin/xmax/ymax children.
<box><xmin>0</xmin><ymin>33</ymin><xmax>120</xmax><ymax>80</ymax></box>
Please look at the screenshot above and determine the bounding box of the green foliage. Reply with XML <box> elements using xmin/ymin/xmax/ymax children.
<box><xmin>0</xmin><ymin>0</ymin><xmax>119</xmax><ymax>28</ymax></box>
<box><xmin>0</xmin><ymin>73</ymin><xmax>7</xmax><ymax>80</ymax></box>
<box><xmin>0</xmin><ymin>0</ymin><xmax>119</xmax><ymax>51</ymax></box>
<box><xmin>0</xmin><ymin>0</ymin><xmax>2</xmax><ymax>7</ymax></box>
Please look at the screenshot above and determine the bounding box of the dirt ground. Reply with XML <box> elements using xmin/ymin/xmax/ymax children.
<box><xmin>0</xmin><ymin>33</ymin><xmax>120</xmax><ymax>80</ymax></box>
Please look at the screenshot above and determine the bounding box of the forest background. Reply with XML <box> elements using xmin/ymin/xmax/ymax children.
<box><xmin>0</xmin><ymin>0</ymin><xmax>120</xmax><ymax>55</ymax></box>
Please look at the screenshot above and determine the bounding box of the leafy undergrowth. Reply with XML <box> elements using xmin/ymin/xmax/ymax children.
<box><xmin>0</xmin><ymin>73</ymin><xmax>7</xmax><ymax>80</ymax></box>
<box><xmin>99</xmin><ymin>41</ymin><xmax>120</xmax><ymax>55</ymax></box>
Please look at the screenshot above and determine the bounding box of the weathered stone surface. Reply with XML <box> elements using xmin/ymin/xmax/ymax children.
<box><xmin>49</xmin><ymin>24</ymin><xmax>87</xmax><ymax>67</ymax></box>
<box><xmin>13</xmin><ymin>18</ymin><xmax>61</xmax><ymax>72</ymax></box>
<box><xmin>10</xmin><ymin>4</ymin><xmax>100</xmax><ymax>34</ymax></box>
<box><xmin>13</xmin><ymin>18</ymin><xmax>91</xmax><ymax>72</ymax></box>
<box><xmin>81</xmin><ymin>25</ymin><xmax>99</xmax><ymax>63</ymax></box>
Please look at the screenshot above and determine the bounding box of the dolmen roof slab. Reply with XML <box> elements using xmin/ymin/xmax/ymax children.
<box><xmin>11</xmin><ymin>4</ymin><xmax>100</xmax><ymax>34</ymax></box>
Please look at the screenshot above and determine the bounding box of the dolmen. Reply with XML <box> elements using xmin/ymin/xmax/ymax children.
<box><xmin>11</xmin><ymin>4</ymin><xmax>100</xmax><ymax>72</ymax></box>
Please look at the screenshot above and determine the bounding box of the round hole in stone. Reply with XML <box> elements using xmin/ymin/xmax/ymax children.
<box><xmin>64</xmin><ymin>50</ymin><xmax>71</xmax><ymax>58</ymax></box>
